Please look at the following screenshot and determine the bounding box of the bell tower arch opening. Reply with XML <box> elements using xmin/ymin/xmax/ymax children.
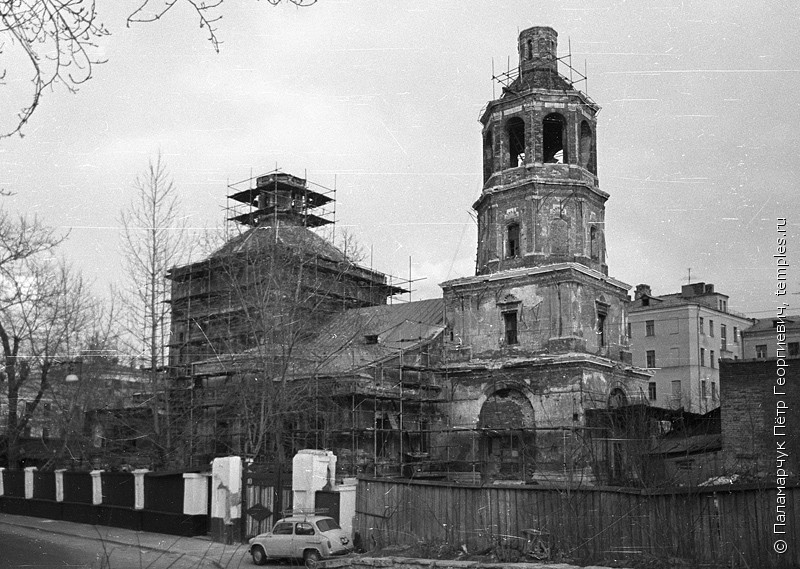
<box><xmin>579</xmin><ymin>120</ymin><xmax>596</xmax><ymax>174</ymax></box>
<box><xmin>483</xmin><ymin>129</ymin><xmax>494</xmax><ymax>182</ymax></box>
<box><xmin>542</xmin><ymin>113</ymin><xmax>567</xmax><ymax>164</ymax></box>
<box><xmin>506</xmin><ymin>117</ymin><xmax>526</xmax><ymax>168</ymax></box>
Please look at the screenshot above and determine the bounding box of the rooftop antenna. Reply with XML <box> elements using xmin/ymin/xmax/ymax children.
<box><xmin>568</xmin><ymin>37</ymin><xmax>574</xmax><ymax>84</ymax></box>
<box><xmin>408</xmin><ymin>256</ymin><xmax>412</xmax><ymax>303</ymax></box>
<box><xmin>492</xmin><ymin>57</ymin><xmax>495</xmax><ymax>99</ymax></box>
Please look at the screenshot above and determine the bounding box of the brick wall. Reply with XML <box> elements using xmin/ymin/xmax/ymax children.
<box><xmin>720</xmin><ymin>358</ymin><xmax>800</xmax><ymax>476</ymax></box>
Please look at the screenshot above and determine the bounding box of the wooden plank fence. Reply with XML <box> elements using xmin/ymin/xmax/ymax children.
<box><xmin>355</xmin><ymin>477</ymin><xmax>800</xmax><ymax>568</ymax></box>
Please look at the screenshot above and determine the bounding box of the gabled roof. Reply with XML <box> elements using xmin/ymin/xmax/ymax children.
<box><xmin>295</xmin><ymin>298</ymin><xmax>445</xmax><ymax>376</ymax></box>
<box><xmin>189</xmin><ymin>298</ymin><xmax>446</xmax><ymax>379</ymax></box>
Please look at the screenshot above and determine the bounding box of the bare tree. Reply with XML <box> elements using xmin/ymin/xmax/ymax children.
<box><xmin>0</xmin><ymin>256</ymin><xmax>93</xmax><ymax>469</ymax></box>
<box><xmin>170</xmin><ymin>220</ymin><xmax>374</xmax><ymax>468</ymax></box>
<box><xmin>0</xmin><ymin>0</ymin><xmax>317</xmax><ymax>138</ymax></box>
<box><xmin>119</xmin><ymin>153</ymin><xmax>190</xmax><ymax>462</ymax></box>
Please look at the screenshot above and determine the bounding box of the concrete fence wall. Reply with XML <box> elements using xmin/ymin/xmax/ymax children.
<box><xmin>0</xmin><ymin>466</ymin><xmax>210</xmax><ymax>537</ymax></box>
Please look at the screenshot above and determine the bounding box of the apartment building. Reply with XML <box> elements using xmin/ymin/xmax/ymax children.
<box><xmin>628</xmin><ymin>282</ymin><xmax>753</xmax><ymax>413</ymax></box>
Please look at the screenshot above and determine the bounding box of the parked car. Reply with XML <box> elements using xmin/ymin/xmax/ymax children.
<box><xmin>248</xmin><ymin>514</ymin><xmax>353</xmax><ymax>567</ymax></box>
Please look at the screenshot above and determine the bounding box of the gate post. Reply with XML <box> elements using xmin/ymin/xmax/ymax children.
<box><xmin>211</xmin><ymin>456</ymin><xmax>242</xmax><ymax>544</ymax></box>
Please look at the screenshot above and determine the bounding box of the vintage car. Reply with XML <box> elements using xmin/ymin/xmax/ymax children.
<box><xmin>248</xmin><ymin>514</ymin><xmax>353</xmax><ymax>567</ymax></box>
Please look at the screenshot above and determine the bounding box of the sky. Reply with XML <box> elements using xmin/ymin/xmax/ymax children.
<box><xmin>1</xmin><ymin>0</ymin><xmax>798</xmax><ymax>320</ymax></box>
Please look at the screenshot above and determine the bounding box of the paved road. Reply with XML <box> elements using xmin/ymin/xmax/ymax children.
<box><xmin>0</xmin><ymin>524</ymin><xmax>230</xmax><ymax>568</ymax></box>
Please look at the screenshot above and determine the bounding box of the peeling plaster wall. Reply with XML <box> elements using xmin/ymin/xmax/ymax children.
<box><xmin>443</xmin><ymin>271</ymin><xmax>629</xmax><ymax>360</ymax></box>
<box><xmin>432</xmin><ymin>360</ymin><xmax>649</xmax><ymax>483</ymax></box>
<box><xmin>476</xmin><ymin>181</ymin><xmax>607</xmax><ymax>275</ymax></box>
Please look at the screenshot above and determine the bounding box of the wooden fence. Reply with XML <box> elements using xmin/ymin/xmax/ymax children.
<box><xmin>355</xmin><ymin>477</ymin><xmax>800</xmax><ymax>568</ymax></box>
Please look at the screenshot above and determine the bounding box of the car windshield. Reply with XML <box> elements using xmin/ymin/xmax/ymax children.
<box><xmin>315</xmin><ymin>518</ymin><xmax>341</xmax><ymax>532</ymax></box>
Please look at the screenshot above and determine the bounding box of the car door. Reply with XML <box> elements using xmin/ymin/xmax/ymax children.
<box><xmin>265</xmin><ymin>521</ymin><xmax>294</xmax><ymax>557</ymax></box>
<box><xmin>292</xmin><ymin>521</ymin><xmax>321</xmax><ymax>556</ymax></box>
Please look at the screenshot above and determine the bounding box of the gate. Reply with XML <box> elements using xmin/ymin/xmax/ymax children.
<box><xmin>314</xmin><ymin>490</ymin><xmax>341</xmax><ymax>523</ymax></box>
<box><xmin>241</xmin><ymin>463</ymin><xmax>292</xmax><ymax>541</ymax></box>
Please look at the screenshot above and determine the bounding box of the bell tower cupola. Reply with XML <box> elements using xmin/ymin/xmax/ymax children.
<box><xmin>476</xmin><ymin>26</ymin><xmax>606</xmax><ymax>276</ymax></box>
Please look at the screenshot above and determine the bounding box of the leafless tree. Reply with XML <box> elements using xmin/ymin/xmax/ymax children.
<box><xmin>0</xmin><ymin>0</ymin><xmax>317</xmax><ymax>138</ymax></box>
<box><xmin>173</xmin><ymin>221</ymin><xmax>369</xmax><ymax>468</ymax></box>
<box><xmin>0</xmin><ymin>254</ymin><xmax>94</xmax><ymax>469</ymax></box>
<box><xmin>119</xmin><ymin>152</ymin><xmax>190</xmax><ymax>461</ymax></box>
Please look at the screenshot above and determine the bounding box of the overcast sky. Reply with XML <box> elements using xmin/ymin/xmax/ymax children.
<box><xmin>1</xmin><ymin>0</ymin><xmax>797</xmax><ymax>319</ymax></box>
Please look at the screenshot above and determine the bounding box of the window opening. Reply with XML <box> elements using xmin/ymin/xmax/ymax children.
<box><xmin>579</xmin><ymin>120</ymin><xmax>595</xmax><ymax>173</ymax></box>
<box><xmin>483</xmin><ymin>130</ymin><xmax>494</xmax><ymax>182</ymax></box>
<box><xmin>645</xmin><ymin>320</ymin><xmax>654</xmax><ymax>337</ymax></box>
<box><xmin>506</xmin><ymin>117</ymin><xmax>526</xmax><ymax>168</ymax></box>
<box><xmin>507</xmin><ymin>223</ymin><xmax>520</xmax><ymax>258</ymax></box>
<box><xmin>646</xmin><ymin>350</ymin><xmax>656</xmax><ymax>368</ymax></box>
<box><xmin>756</xmin><ymin>344</ymin><xmax>767</xmax><ymax>358</ymax></box>
<box><xmin>543</xmin><ymin>113</ymin><xmax>566</xmax><ymax>163</ymax></box>
<box><xmin>648</xmin><ymin>382</ymin><xmax>657</xmax><ymax>401</ymax></box>
<box><xmin>595</xmin><ymin>302</ymin><xmax>609</xmax><ymax>348</ymax></box>
<box><xmin>503</xmin><ymin>311</ymin><xmax>518</xmax><ymax>345</ymax></box>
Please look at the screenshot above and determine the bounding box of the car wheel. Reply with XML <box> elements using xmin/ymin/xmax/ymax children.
<box><xmin>303</xmin><ymin>549</ymin><xmax>322</xmax><ymax>568</ymax></box>
<box><xmin>251</xmin><ymin>545</ymin><xmax>268</xmax><ymax>566</ymax></box>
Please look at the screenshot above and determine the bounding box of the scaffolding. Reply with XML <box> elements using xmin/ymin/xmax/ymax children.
<box><xmin>225</xmin><ymin>170</ymin><xmax>336</xmax><ymax>231</ymax></box>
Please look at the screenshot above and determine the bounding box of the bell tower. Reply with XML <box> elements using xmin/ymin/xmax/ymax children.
<box><xmin>476</xmin><ymin>26</ymin><xmax>605</xmax><ymax>276</ymax></box>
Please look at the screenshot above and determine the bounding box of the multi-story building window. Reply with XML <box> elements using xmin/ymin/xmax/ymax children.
<box><xmin>701</xmin><ymin>380</ymin><xmax>707</xmax><ymax>399</ymax></box>
<box><xmin>646</xmin><ymin>350</ymin><xmax>656</xmax><ymax>368</ymax></box>
<box><xmin>721</xmin><ymin>324</ymin><xmax>727</xmax><ymax>351</ymax></box>
<box><xmin>711</xmin><ymin>350</ymin><xmax>715</xmax><ymax>368</ymax></box>
<box><xmin>671</xmin><ymin>380</ymin><xmax>681</xmax><ymax>402</ymax></box>
<box><xmin>648</xmin><ymin>382</ymin><xmax>657</xmax><ymax>401</ymax></box>
<box><xmin>712</xmin><ymin>382</ymin><xmax>717</xmax><ymax>401</ymax></box>
<box><xmin>645</xmin><ymin>320</ymin><xmax>655</xmax><ymax>336</ymax></box>
<box><xmin>733</xmin><ymin>326</ymin><xmax>739</xmax><ymax>343</ymax></box>
<box><xmin>699</xmin><ymin>317</ymin><xmax>704</xmax><ymax>334</ymax></box>
<box><xmin>756</xmin><ymin>344</ymin><xmax>767</xmax><ymax>358</ymax></box>
<box><xmin>709</xmin><ymin>320</ymin><xmax>714</xmax><ymax>337</ymax></box>
<box><xmin>700</xmin><ymin>347</ymin><xmax>705</xmax><ymax>367</ymax></box>
<box><xmin>790</xmin><ymin>342</ymin><xmax>800</xmax><ymax>357</ymax></box>
<box><xmin>626</xmin><ymin>322</ymin><xmax>631</xmax><ymax>339</ymax></box>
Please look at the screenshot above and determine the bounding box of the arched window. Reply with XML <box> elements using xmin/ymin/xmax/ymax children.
<box><xmin>542</xmin><ymin>113</ymin><xmax>567</xmax><ymax>163</ymax></box>
<box><xmin>579</xmin><ymin>120</ymin><xmax>595</xmax><ymax>173</ymax></box>
<box><xmin>506</xmin><ymin>117</ymin><xmax>526</xmax><ymax>168</ymax></box>
<box><xmin>608</xmin><ymin>388</ymin><xmax>628</xmax><ymax>409</ymax></box>
<box><xmin>526</xmin><ymin>39</ymin><xmax>533</xmax><ymax>60</ymax></box>
<box><xmin>483</xmin><ymin>130</ymin><xmax>494</xmax><ymax>182</ymax></box>
<box><xmin>479</xmin><ymin>388</ymin><xmax>535</xmax><ymax>480</ymax></box>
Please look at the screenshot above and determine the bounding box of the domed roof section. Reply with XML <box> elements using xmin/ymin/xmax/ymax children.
<box><xmin>211</xmin><ymin>219</ymin><xmax>347</xmax><ymax>264</ymax></box>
